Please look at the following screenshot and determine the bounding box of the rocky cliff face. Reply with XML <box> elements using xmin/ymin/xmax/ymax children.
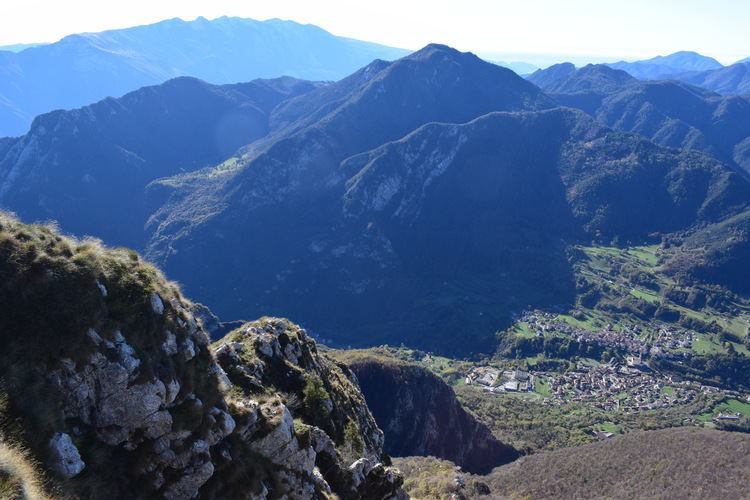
<box><xmin>335</xmin><ymin>350</ymin><xmax>518</xmax><ymax>474</ymax></box>
<box><xmin>0</xmin><ymin>211</ymin><xmax>404</xmax><ymax>499</ymax></box>
<box><xmin>209</xmin><ymin>318</ymin><xmax>405</xmax><ymax>499</ymax></box>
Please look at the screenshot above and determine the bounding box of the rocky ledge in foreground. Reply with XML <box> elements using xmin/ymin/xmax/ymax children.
<box><xmin>0</xmin><ymin>211</ymin><xmax>404</xmax><ymax>499</ymax></box>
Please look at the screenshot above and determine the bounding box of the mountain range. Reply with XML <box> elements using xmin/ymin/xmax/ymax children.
<box><xmin>529</xmin><ymin>63</ymin><xmax>750</xmax><ymax>291</ymax></box>
<box><xmin>2</xmin><ymin>43</ymin><xmax>749</xmax><ymax>356</ymax></box>
<box><xmin>529</xmin><ymin>63</ymin><xmax>750</xmax><ymax>177</ymax></box>
<box><xmin>0</xmin><ymin>75</ymin><xmax>322</xmax><ymax>247</ymax></box>
<box><xmin>602</xmin><ymin>51</ymin><xmax>750</xmax><ymax>95</ymax></box>
<box><xmin>2</xmin><ymin>17</ymin><xmax>750</xmax><ymax>499</ymax></box>
<box><xmin>666</xmin><ymin>63</ymin><xmax>750</xmax><ymax>95</ymax></box>
<box><xmin>0</xmin><ymin>16</ymin><xmax>410</xmax><ymax>137</ymax></box>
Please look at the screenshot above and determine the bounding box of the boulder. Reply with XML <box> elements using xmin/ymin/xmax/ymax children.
<box><xmin>49</xmin><ymin>433</ymin><xmax>85</xmax><ymax>478</ymax></box>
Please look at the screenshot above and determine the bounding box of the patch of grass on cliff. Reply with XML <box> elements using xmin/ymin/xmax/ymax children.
<box><xmin>395</xmin><ymin>455</ymin><xmax>490</xmax><ymax>500</ymax></box>
<box><xmin>0</xmin><ymin>212</ymin><xmax>190</xmax><ymax>365</ymax></box>
<box><xmin>0</xmin><ymin>211</ymin><xmax>227</xmax><ymax>497</ymax></box>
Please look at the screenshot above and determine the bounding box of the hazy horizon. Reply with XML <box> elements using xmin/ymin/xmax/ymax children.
<box><xmin>0</xmin><ymin>1</ymin><xmax>747</xmax><ymax>67</ymax></box>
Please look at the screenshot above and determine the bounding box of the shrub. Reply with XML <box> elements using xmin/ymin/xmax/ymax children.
<box><xmin>302</xmin><ymin>376</ymin><xmax>331</xmax><ymax>421</ymax></box>
<box><xmin>343</xmin><ymin>418</ymin><xmax>364</xmax><ymax>456</ymax></box>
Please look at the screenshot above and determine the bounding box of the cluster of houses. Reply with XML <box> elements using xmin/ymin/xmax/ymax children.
<box><xmin>516</xmin><ymin>310</ymin><xmax>696</xmax><ymax>359</ymax></box>
<box><xmin>462</xmin><ymin>309</ymin><xmax>750</xmax><ymax>419</ymax></box>
<box><xmin>464</xmin><ymin>358</ymin><xmax>749</xmax><ymax>415</ymax></box>
<box><xmin>544</xmin><ymin>360</ymin><xmax>697</xmax><ymax>411</ymax></box>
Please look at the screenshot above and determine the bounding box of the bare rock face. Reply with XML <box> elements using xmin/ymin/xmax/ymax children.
<box><xmin>207</xmin><ymin>318</ymin><xmax>406</xmax><ymax>499</ymax></box>
<box><xmin>41</xmin><ymin>314</ymin><xmax>406</xmax><ymax>499</ymax></box>
<box><xmin>214</xmin><ymin>318</ymin><xmax>386</xmax><ymax>460</ymax></box>
<box><xmin>168</xmin><ymin>462</ymin><xmax>216</xmax><ymax>500</ymax></box>
<box><xmin>341</xmin><ymin>351</ymin><xmax>519</xmax><ymax>474</ymax></box>
<box><xmin>43</xmin><ymin>298</ymin><xmax>235</xmax><ymax>499</ymax></box>
<box><xmin>250</xmin><ymin>400</ymin><xmax>316</xmax><ymax>472</ymax></box>
<box><xmin>350</xmin><ymin>458</ymin><xmax>408</xmax><ymax>500</ymax></box>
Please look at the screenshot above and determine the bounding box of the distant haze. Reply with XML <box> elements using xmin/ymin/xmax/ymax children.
<box><xmin>0</xmin><ymin>0</ymin><xmax>748</xmax><ymax>66</ymax></box>
<box><xmin>483</xmin><ymin>51</ymin><xmax>647</xmax><ymax>70</ymax></box>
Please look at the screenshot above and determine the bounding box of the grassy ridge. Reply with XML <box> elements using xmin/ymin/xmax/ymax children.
<box><xmin>395</xmin><ymin>427</ymin><xmax>750</xmax><ymax>499</ymax></box>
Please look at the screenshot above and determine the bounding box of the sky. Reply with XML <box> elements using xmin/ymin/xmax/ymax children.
<box><xmin>1</xmin><ymin>0</ymin><xmax>748</xmax><ymax>67</ymax></box>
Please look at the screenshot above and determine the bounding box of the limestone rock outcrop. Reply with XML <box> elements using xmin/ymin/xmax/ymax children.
<box><xmin>208</xmin><ymin>318</ymin><xmax>405</xmax><ymax>499</ymax></box>
<box><xmin>0</xmin><ymin>214</ymin><xmax>405</xmax><ymax>499</ymax></box>
<box><xmin>41</xmin><ymin>292</ymin><xmax>234</xmax><ymax>499</ymax></box>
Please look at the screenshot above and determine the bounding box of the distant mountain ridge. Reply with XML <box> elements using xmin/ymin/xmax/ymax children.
<box><xmin>0</xmin><ymin>75</ymin><xmax>322</xmax><ymax>247</ymax></box>
<box><xmin>529</xmin><ymin>63</ymin><xmax>750</xmax><ymax>177</ymax></box>
<box><xmin>600</xmin><ymin>51</ymin><xmax>750</xmax><ymax>95</ymax></box>
<box><xmin>607</xmin><ymin>51</ymin><xmax>723</xmax><ymax>79</ymax></box>
<box><xmin>0</xmin><ymin>42</ymin><xmax>47</xmax><ymax>52</ymax></box>
<box><xmin>493</xmin><ymin>60</ymin><xmax>539</xmax><ymax>75</ymax></box>
<box><xmin>666</xmin><ymin>63</ymin><xmax>750</xmax><ymax>95</ymax></box>
<box><xmin>0</xmin><ymin>16</ymin><xmax>411</xmax><ymax>137</ymax></box>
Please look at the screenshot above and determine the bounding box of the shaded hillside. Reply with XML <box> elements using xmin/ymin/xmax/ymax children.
<box><xmin>144</xmin><ymin>44</ymin><xmax>557</xmax><ymax>353</ymax></box>
<box><xmin>333</xmin><ymin>349</ymin><xmax>518</xmax><ymax>474</ymax></box>
<box><xmin>0</xmin><ymin>76</ymin><xmax>320</xmax><ymax>247</ymax></box>
<box><xmin>3</xmin><ymin>44</ymin><xmax>750</xmax><ymax>355</ymax></box>
<box><xmin>0</xmin><ymin>16</ymin><xmax>411</xmax><ymax>137</ymax></box>
<box><xmin>671</xmin><ymin>209</ymin><xmax>750</xmax><ymax>293</ymax></box>
<box><xmin>527</xmin><ymin>62</ymin><xmax>577</xmax><ymax>89</ymax></box>
<box><xmin>0</xmin><ymin>211</ymin><xmax>404</xmax><ymax>499</ymax></box>
<box><xmin>528</xmin><ymin>63</ymin><xmax>637</xmax><ymax>115</ymax></box>
<box><xmin>535</xmin><ymin>64</ymin><xmax>750</xmax><ymax>177</ymax></box>
<box><xmin>530</xmin><ymin>63</ymin><xmax>636</xmax><ymax>94</ymax></box>
<box><xmin>394</xmin><ymin>427</ymin><xmax>750</xmax><ymax>499</ymax></box>
<box><xmin>484</xmin><ymin>427</ymin><xmax>750</xmax><ymax>499</ymax></box>
<box><xmin>667</xmin><ymin>62</ymin><xmax>750</xmax><ymax>95</ymax></box>
<box><xmin>594</xmin><ymin>82</ymin><xmax>750</xmax><ymax>171</ymax></box>
<box><xmin>146</xmin><ymin>102</ymin><xmax>750</xmax><ymax>353</ymax></box>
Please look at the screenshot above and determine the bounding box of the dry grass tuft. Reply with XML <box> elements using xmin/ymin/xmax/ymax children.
<box><xmin>0</xmin><ymin>440</ymin><xmax>57</xmax><ymax>500</ymax></box>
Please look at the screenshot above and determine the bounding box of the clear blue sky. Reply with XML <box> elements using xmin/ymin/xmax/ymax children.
<box><xmin>1</xmin><ymin>0</ymin><xmax>748</xmax><ymax>66</ymax></box>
